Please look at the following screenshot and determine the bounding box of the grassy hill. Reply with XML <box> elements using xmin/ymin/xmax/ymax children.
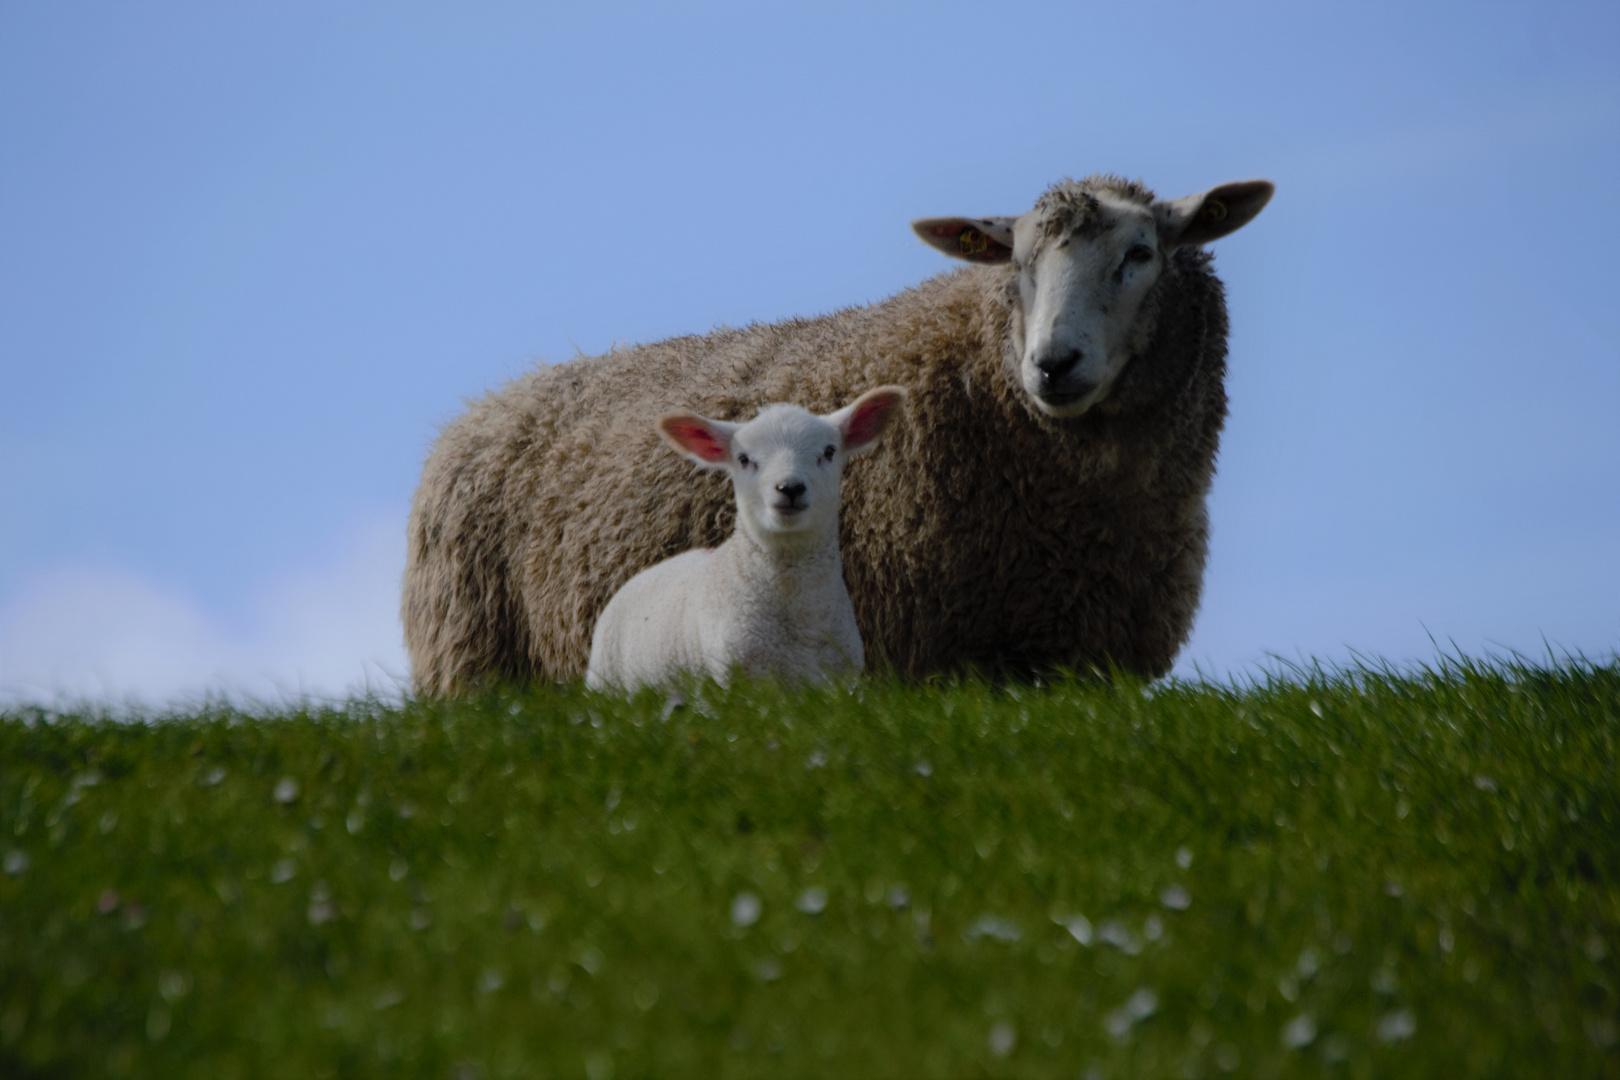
<box><xmin>2</xmin><ymin>658</ymin><xmax>1616</xmax><ymax>1078</ymax></box>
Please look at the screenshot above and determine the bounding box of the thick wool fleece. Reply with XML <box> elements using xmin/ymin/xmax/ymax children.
<box><xmin>404</xmin><ymin>206</ymin><xmax>1229</xmax><ymax>695</ymax></box>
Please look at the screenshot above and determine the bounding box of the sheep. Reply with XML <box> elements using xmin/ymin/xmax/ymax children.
<box><xmin>585</xmin><ymin>386</ymin><xmax>907</xmax><ymax>692</ymax></box>
<box><xmin>403</xmin><ymin>173</ymin><xmax>1274</xmax><ymax>694</ymax></box>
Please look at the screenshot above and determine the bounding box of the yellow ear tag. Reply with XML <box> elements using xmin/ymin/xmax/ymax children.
<box><xmin>958</xmin><ymin>227</ymin><xmax>989</xmax><ymax>256</ymax></box>
<box><xmin>1201</xmin><ymin>200</ymin><xmax>1228</xmax><ymax>223</ymax></box>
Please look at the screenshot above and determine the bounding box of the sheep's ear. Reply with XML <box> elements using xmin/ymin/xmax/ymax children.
<box><xmin>1153</xmin><ymin>180</ymin><xmax>1274</xmax><ymax>249</ymax></box>
<box><xmin>911</xmin><ymin>217</ymin><xmax>1017</xmax><ymax>263</ymax></box>
<box><xmin>657</xmin><ymin>411</ymin><xmax>735</xmax><ymax>468</ymax></box>
<box><xmin>833</xmin><ymin>385</ymin><xmax>908</xmax><ymax>455</ymax></box>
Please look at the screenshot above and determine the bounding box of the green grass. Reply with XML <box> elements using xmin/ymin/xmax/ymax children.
<box><xmin>2</xmin><ymin>658</ymin><xmax>1617</xmax><ymax>1079</ymax></box>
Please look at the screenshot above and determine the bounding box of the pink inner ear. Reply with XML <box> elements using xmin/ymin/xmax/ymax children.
<box><xmin>843</xmin><ymin>394</ymin><xmax>898</xmax><ymax>450</ymax></box>
<box><xmin>664</xmin><ymin>419</ymin><xmax>729</xmax><ymax>462</ymax></box>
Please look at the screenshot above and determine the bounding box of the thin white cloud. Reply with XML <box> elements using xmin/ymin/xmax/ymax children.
<box><xmin>0</xmin><ymin>514</ymin><xmax>409</xmax><ymax>708</ymax></box>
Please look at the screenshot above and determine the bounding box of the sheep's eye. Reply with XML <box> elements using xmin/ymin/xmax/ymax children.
<box><xmin>823</xmin><ymin>445</ymin><xmax>836</xmax><ymax>461</ymax></box>
<box><xmin>737</xmin><ymin>453</ymin><xmax>751</xmax><ymax>467</ymax></box>
<box><xmin>1113</xmin><ymin>245</ymin><xmax>1155</xmax><ymax>284</ymax></box>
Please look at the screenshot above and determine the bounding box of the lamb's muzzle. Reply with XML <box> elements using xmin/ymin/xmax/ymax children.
<box><xmin>773</xmin><ymin>480</ymin><xmax>807</xmax><ymax>513</ymax></box>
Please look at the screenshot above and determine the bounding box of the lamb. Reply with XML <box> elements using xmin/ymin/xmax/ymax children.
<box><xmin>585</xmin><ymin>386</ymin><xmax>906</xmax><ymax>692</ymax></box>
<box><xmin>403</xmin><ymin>173</ymin><xmax>1274</xmax><ymax>694</ymax></box>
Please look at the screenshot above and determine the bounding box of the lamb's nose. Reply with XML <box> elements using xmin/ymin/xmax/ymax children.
<box><xmin>775</xmin><ymin>481</ymin><xmax>806</xmax><ymax>501</ymax></box>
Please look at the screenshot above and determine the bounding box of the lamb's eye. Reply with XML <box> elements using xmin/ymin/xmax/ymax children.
<box><xmin>737</xmin><ymin>453</ymin><xmax>751</xmax><ymax>467</ymax></box>
<box><xmin>823</xmin><ymin>445</ymin><xmax>836</xmax><ymax>461</ymax></box>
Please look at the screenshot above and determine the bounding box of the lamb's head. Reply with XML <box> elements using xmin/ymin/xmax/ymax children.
<box><xmin>914</xmin><ymin>175</ymin><xmax>1274</xmax><ymax>419</ymax></box>
<box><xmin>657</xmin><ymin>385</ymin><xmax>907</xmax><ymax>549</ymax></box>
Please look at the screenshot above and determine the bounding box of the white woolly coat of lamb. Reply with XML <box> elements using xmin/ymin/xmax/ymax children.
<box><xmin>585</xmin><ymin>386</ymin><xmax>906</xmax><ymax>692</ymax></box>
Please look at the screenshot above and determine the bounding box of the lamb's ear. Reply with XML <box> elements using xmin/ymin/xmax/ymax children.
<box><xmin>911</xmin><ymin>217</ymin><xmax>1017</xmax><ymax>263</ymax></box>
<box><xmin>832</xmin><ymin>385</ymin><xmax>908</xmax><ymax>456</ymax></box>
<box><xmin>1153</xmin><ymin>180</ymin><xmax>1274</xmax><ymax>249</ymax></box>
<box><xmin>657</xmin><ymin>411</ymin><xmax>735</xmax><ymax>468</ymax></box>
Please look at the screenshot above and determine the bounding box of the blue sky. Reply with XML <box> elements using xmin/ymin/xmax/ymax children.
<box><xmin>2</xmin><ymin>3</ymin><xmax>1617</xmax><ymax>702</ymax></box>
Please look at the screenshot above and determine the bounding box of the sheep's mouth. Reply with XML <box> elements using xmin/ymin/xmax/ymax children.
<box><xmin>1032</xmin><ymin>389</ymin><xmax>1101</xmax><ymax>417</ymax></box>
<box><xmin>771</xmin><ymin>502</ymin><xmax>808</xmax><ymax>516</ymax></box>
<box><xmin>1031</xmin><ymin>378</ymin><xmax>1111</xmax><ymax>418</ymax></box>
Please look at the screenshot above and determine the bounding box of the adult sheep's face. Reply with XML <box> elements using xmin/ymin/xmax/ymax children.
<box><xmin>914</xmin><ymin>177</ymin><xmax>1274</xmax><ymax>419</ymax></box>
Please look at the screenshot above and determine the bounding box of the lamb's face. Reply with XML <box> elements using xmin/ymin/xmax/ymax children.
<box><xmin>1011</xmin><ymin>192</ymin><xmax>1163</xmax><ymax>419</ymax></box>
<box><xmin>656</xmin><ymin>388</ymin><xmax>907</xmax><ymax>552</ymax></box>
<box><xmin>726</xmin><ymin>406</ymin><xmax>846</xmax><ymax>542</ymax></box>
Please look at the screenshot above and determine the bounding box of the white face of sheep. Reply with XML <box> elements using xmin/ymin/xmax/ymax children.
<box><xmin>914</xmin><ymin>179</ymin><xmax>1274</xmax><ymax>419</ymax></box>
<box><xmin>657</xmin><ymin>386</ymin><xmax>907</xmax><ymax>548</ymax></box>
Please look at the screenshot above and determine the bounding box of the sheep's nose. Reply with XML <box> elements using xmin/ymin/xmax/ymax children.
<box><xmin>1035</xmin><ymin>349</ymin><xmax>1082</xmax><ymax>382</ymax></box>
<box><xmin>775</xmin><ymin>481</ymin><xmax>806</xmax><ymax>500</ymax></box>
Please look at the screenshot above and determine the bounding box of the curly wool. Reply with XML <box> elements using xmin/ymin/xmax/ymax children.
<box><xmin>403</xmin><ymin>180</ymin><xmax>1231</xmax><ymax>694</ymax></box>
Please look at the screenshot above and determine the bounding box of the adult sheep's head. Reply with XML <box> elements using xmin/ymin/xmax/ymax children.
<box><xmin>913</xmin><ymin>175</ymin><xmax>1273</xmax><ymax>419</ymax></box>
